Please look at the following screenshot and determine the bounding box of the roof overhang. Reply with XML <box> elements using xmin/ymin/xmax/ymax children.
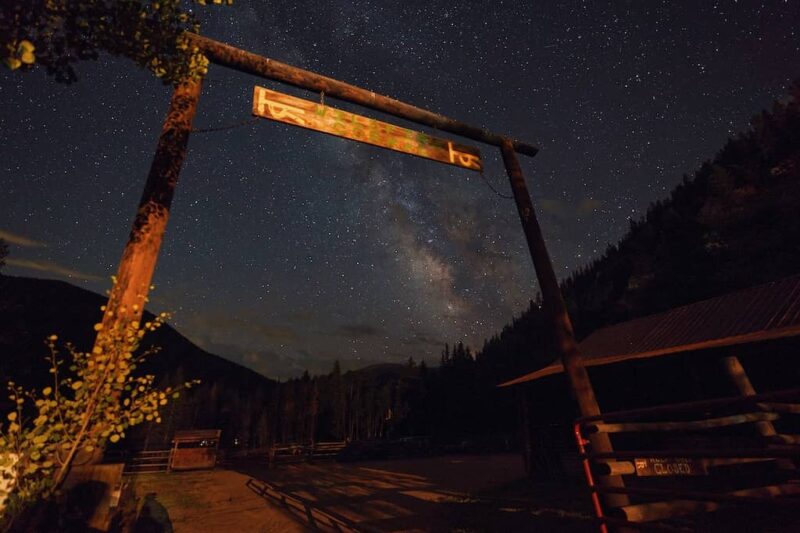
<box><xmin>498</xmin><ymin>323</ymin><xmax>800</xmax><ymax>388</ymax></box>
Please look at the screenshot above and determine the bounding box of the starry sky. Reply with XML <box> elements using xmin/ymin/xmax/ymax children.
<box><xmin>1</xmin><ymin>1</ymin><xmax>798</xmax><ymax>379</ymax></box>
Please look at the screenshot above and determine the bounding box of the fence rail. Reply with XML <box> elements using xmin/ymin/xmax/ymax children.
<box><xmin>268</xmin><ymin>441</ymin><xmax>348</xmax><ymax>467</ymax></box>
<box><xmin>104</xmin><ymin>450</ymin><xmax>172</xmax><ymax>474</ymax></box>
<box><xmin>245</xmin><ymin>477</ymin><xmax>359</xmax><ymax>532</ymax></box>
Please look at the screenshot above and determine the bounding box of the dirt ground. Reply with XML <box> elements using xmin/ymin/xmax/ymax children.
<box><xmin>128</xmin><ymin>453</ymin><xmax>598</xmax><ymax>532</ymax></box>
<box><xmin>233</xmin><ymin>453</ymin><xmax>598</xmax><ymax>532</ymax></box>
<box><xmin>128</xmin><ymin>469</ymin><xmax>305</xmax><ymax>533</ymax></box>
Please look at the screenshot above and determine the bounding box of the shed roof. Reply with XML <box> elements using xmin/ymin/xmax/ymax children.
<box><xmin>499</xmin><ymin>274</ymin><xmax>800</xmax><ymax>387</ymax></box>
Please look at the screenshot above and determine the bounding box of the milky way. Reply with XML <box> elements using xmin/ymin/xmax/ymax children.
<box><xmin>1</xmin><ymin>1</ymin><xmax>798</xmax><ymax>378</ymax></box>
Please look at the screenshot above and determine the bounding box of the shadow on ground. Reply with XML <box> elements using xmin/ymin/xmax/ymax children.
<box><xmin>131</xmin><ymin>493</ymin><xmax>174</xmax><ymax>533</ymax></box>
<box><xmin>232</xmin><ymin>453</ymin><xmax>598</xmax><ymax>532</ymax></box>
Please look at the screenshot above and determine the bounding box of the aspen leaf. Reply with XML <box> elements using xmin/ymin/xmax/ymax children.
<box><xmin>4</xmin><ymin>57</ymin><xmax>21</xmax><ymax>70</ymax></box>
<box><xmin>18</xmin><ymin>40</ymin><xmax>35</xmax><ymax>53</ymax></box>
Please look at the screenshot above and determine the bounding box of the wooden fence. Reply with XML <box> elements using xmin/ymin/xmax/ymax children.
<box><xmin>245</xmin><ymin>477</ymin><xmax>359</xmax><ymax>532</ymax></box>
<box><xmin>574</xmin><ymin>387</ymin><xmax>800</xmax><ymax>530</ymax></box>
<box><xmin>103</xmin><ymin>450</ymin><xmax>171</xmax><ymax>474</ymax></box>
<box><xmin>268</xmin><ymin>441</ymin><xmax>348</xmax><ymax>468</ymax></box>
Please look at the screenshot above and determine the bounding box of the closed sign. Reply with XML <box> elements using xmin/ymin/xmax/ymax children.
<box><xmin>634</xmin><ymin>457</ymin><xmax>707</xmax><ymax>476</ymax></box>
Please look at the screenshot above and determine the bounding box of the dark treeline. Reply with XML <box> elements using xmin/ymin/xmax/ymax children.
<box><xmin>226</xmin><ymin>344</ymin><xmax>520</xmax><ymax>447</ymax></box>
<box><xmin>564</xmin><ymin>81</ymin><xmax>800</xmax><ymax>336</ymax></box>
<box><xmin>481</xmin><ymin>80</ymin><xmax>800</xmax><ymax>378</ymax></box>
<box><xmin>117</xmin><ymin>345</ymin><xmax>519</xmax><ymax>450</ymax></box>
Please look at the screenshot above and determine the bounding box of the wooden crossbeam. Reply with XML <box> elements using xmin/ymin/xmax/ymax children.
<box><xmin>187</xmin><ymin>32</ymin><xmax>538</xmax><ymax>157</ymax></box>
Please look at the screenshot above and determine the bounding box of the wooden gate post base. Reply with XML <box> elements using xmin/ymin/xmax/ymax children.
<box><xmin>722</xmin><ymin>355</ymin><xmax>796</xmax><ymax>470</ymax></box>
<box><xmin>499</xmin><ymin>139</ymin><xmax>629</xmax><ymax>510</ymax></box>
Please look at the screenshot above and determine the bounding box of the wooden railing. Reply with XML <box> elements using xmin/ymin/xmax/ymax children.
<box><xmin>104</xmin><ymin>450</ymin><xmax>171</xmax><ymax>474</ymax></box>
<box><xmin>574</xmin><ymin>388</ymin><xmax>800</xmax><ymax>530</ymax></box>
<box><xmin>126</xmin><ymin>450</ymin><xmax>171</xmax><ymax>474</ymax></box>
<box><xmin>245</xmin><ymin>478</ymin><xmax>358</xmax><ymax>531</ymax></box>
<box><xmin>268</xmin><ymin>441</ymin><xmax>348</xmax><ymax>467</ymax></box>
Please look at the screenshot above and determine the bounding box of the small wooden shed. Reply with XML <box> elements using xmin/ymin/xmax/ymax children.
<box><xmin>169</xmin><ymin>429</ymin><xmax>221</xmax><ymax>471</ymax></box>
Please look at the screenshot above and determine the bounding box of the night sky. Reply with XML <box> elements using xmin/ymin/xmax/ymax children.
<box><xmin>1</xmin><ymin>1</ymin><xmax>798</xmax><ymax>379</ymax></box>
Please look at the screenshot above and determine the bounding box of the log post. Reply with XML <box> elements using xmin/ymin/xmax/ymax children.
<box><xmin>721</xmin><ymin>355</ymin><xmax>778</xmax><ymax>437</ymax></box>
<box><xmin>499</xmin><ymin>139</ymin><xmax>629</xmax><ymax>508</ymax></box>
<box><xmin>721</xmin><ymin>354</ymin><xmax>795</xmax><ymax>469</ymax></box>
<box><xmin>95</xmin><ymin>78</ymin><xmax>203</xmax><ymax>343</ymax></box>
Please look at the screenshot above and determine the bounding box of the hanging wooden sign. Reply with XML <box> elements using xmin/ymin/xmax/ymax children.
<box><xmin>252</xmin><ymin>86</ymin><xmax>482</xmax><ymax>171</ymax></box>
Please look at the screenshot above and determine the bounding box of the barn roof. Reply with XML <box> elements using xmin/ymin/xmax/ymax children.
<box><xmin>499</xmin><ymin>274</ymin><xmax>800</xmax><ymax>387</ymax></box>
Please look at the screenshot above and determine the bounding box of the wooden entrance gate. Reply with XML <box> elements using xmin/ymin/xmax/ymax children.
<box><xmin>94</xmin><ymin>31</ymin><xmax>627</xmax><ymax>504</ymax></box>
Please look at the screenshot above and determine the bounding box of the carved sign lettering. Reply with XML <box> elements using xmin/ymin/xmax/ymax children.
<box><xmin>252</xmin><ymin>86</ymin><xmax>482</xmax><ymax>171</ymax></box>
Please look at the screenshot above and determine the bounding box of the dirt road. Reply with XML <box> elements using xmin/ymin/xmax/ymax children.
<box><xmin>130</xmin><ymin>454</ymin><xmax>596</xmax><ymax>532</ymax></box>
<box><xmin>234</xmin><ymin>453</ymin><xmax>596</xmax><ymax>532</ymax></box>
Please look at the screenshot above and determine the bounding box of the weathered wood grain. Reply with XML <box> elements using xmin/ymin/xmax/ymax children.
<box><xmin>252</xmin><ymin>86</ymin><xmax>482</xmax><ymax>171</ymax></box>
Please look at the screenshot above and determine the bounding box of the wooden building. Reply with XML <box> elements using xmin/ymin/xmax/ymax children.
<box><xmin>169</xmin><ymin>429</ymin><xmax>221</xmax><ymax>471</ymax></box>
<box><xmin>501</xmin><ymin>274</ymin><xmax>800</xmax><ymax>479</ymax></box>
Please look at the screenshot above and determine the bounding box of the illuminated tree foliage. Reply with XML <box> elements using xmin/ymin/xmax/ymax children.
<box><xmin>0</xmin><ymin>314</ymin><xmax>198</xmax><ymax>525</ymax></box>
<box><xmin>0</xmin><ymin>0</ymin><xmax>232</xmax><ymax>84</ymax></box>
